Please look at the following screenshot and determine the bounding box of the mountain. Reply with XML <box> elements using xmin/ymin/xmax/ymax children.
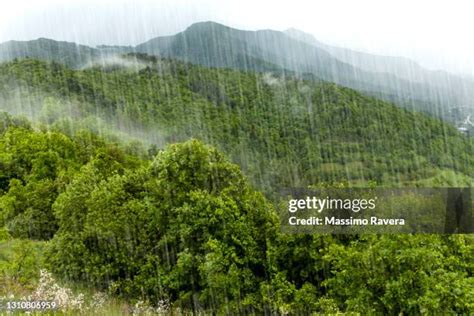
<box><xmin>0</xmin><ymin>38</ymin><xmax>99</xmax><ymax>67</ymax></box>
<box><xmin>136</xmin><ymin>22</ymin><xmax>413</xmax><ymax>91</ymax></box>
<box><xmin>284</xmin><ymin>28</ymin><xmax>474</xmax><ymax>125</ymax></box>
<box><xmin>284</xmin><ymin>28</ymin><xmax>427</xmax><ymax>83</ymax></box>
<box><xmin>136</xmin><ymin>21</ymin><xmax>351</xmax><ymax>75</ymax></box>
<box><xmin>135</xmin><ymin>22</ymin><xmax>472</xmax><ymax>120</ymax></box>
<box><xmin>0</xmin><ymin>21</ymin><xmax>473</xmax><ymax>123</ymax></box>
<box><xmin>135</xmin><ymin>23</ymin><xmax>291</xmax><ymax>73</ymax></box>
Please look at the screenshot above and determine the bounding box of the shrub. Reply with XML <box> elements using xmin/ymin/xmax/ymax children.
<box><xmin>48</xmin><ymin>140</ymin><xmax>279</xmax><ymax>313</ymax></box>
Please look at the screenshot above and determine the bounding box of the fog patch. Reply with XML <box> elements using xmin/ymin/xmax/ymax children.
<box><xmin>262</xmin><ymin>73</ymin><xmax>284</xmax><ymax>87</ymax></box>
<box><xmin>0</xmin><ymin>88</ymin><xmax>165</xmax><ymax>147</ymax></box>
<box><xmin>82</xmin><ymin>55</ymin><xmax>149</xmax><ymax>71</ymax></box>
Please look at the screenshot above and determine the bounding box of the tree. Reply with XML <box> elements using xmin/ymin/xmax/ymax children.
<box><xmin>48</xmin><ymin>140</ymin><xmax>279</xmax><ymax>313</ymax></box>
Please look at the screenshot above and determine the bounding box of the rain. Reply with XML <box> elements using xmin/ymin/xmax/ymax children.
<box><xmin>0</xmin><ymin>1</ymin><xmax>472</xmax><ymax>314</ymax></box>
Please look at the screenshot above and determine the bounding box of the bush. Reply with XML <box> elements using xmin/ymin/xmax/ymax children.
<box><xmin>48</xmin><ymin>140</ymin><xmax>279</xmax><ymax>313</ymax></box>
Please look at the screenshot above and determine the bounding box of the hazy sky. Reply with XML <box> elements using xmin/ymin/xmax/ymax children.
<box><xmin>1</xmin><ymin>0</ymin><xmax>473</xmax><ymax>75</ymax></box>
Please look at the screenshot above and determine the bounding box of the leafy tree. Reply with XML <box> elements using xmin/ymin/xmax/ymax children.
<box><xmin>0</xmin><ymin>121</ymin><xmax>143</xmax><ymax>240</ymax></box>
<box><xmin>321</xmin><ymin>235</ymin><xmax>474</xmax><ymax>314</ymax></box>
<box><xmin>48</xmin><ymin>140</ymin><xmax>279</xmax><ymax>313</ymax></box>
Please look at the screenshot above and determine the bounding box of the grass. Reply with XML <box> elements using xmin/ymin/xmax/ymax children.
<box><xmin>0</xmin><ymin>236</ymin><xmax>174</xmax><ymax>315</ymax></box>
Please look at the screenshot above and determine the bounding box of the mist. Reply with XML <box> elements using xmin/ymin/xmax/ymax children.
<box><xmin>1</xmin><ymin>0</ymin><xmax>474</xmax><ymax>76</ymax></box>
<box><xmin>0</xmin><ymin>79</ymin><xmax>166</xmax><ymax>147</ymax></box>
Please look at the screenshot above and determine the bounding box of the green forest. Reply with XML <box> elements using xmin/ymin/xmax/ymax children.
<box><xmin>0</xmin><ymin>56</ymin><xmax>473</xmax><ymax>314</ymax></box>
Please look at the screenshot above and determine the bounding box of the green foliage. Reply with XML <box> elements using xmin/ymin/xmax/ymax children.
<box><xmin>48</xmin><ymin>140</ymin><xmax>279</xmax><ymax>313</ymax></box>
<box><xmin>0</xmin><ymin>239</ymin><xmax>46</xmax><ymax>293</ymax></box>
<box><xmin>0</xmin><ymin>118</ymin><xmax>471</xmax><ymax>313</ymax></box>
<box><xmin>0</xmin><ymin>58</ymin><xmax>472</xmax><ymax>192</ymax></box>
<box><xmin>321</xmin><ymin>235</ymin><xmax>474</xmax><ymax>314</ymax></box>
<box><xmin>0</xmin><ymin>228</ymin><xmax>10</xmax><ymax>242</ymax></box>
<box><xmin>0</xmin><ymin>113</ymin><xmax>146</xmax><ymax>240</ymax></box>
<box><xmin>0</xmin><ymin>58</ymin><xmax>473</xmax><ymax>313</ymax></box>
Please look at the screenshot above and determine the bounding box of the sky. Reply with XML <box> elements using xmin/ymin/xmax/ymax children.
<box><xmin>1</xmin><ymin>0</ymin><xmax>473</xmax><ymax>76</ymax></box>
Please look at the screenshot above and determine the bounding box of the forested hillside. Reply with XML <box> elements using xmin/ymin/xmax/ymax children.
<box><xmin>0</xmin><ymin>113</ymin><xmax>472</xmax><ymax>314</ymax></box>
<box><xmin>1</xmin><ymin>56</ymin><xmax>472</xmax><ymax>193</ymax></box>
<box><xmin>0</xmin><ymin>55</ymin><xmax>473</xmax><ymax>314</ymax></box>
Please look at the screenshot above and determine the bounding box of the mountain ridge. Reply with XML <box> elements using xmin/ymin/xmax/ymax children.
<box><xmin>0</xmin><ymin>21</ymin><xmax>472</xmax><ymax>125</ymax></box>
